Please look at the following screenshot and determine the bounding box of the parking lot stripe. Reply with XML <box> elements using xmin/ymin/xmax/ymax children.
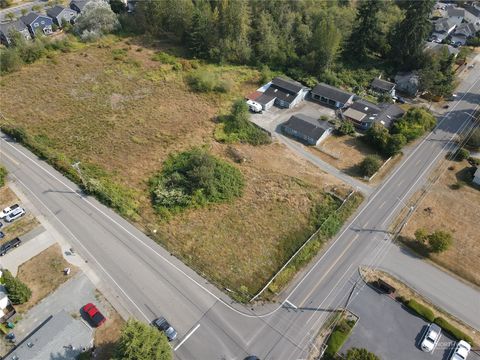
<box><xmin>174</xmin><ymin>323</ymin><xmax>200</xmax><ymax>351</ymax></box>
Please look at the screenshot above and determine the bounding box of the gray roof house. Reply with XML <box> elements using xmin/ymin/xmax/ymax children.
<box><xmin>464</xmin><ymin>5</ymin><xmax>480</xmax><ymax>30</ymax></box>
<box><xmin>451</xmin><ymin>22</ymin><xmax>477</xmax><ymax>45</ymax></box>
<box><xmin>47</xmin><ymin>5</ymin><xmax>78</xmax><ymax>26</ymax></box>
<box><xmin>431</xmin><ymin>17</ymin><xmax>457</xmax><ymax>42</ymax></box>
<box><xmin>281</xmin><ymin>114</ymin><xmax>333</xmax><ymax>146</ymax></box>
<box><xmin>371</xmin><ymin>77</ymin><xmax>396</xmax><ymax>97</ymax></box>
<box><xmin>70</xmin><ymin>0</ymin><xmax>90</xmax><ymax>13</ymax></box>
<box><xmin>446</xmin><ymin>7</ymin><xmax>465</xmax><ymax>25</ymax></box>
<box><xmin>263</xmin><ymin>77</ymin><xmax>309</xmax><ymax>109</ymax></box>
<box><xmin>425</xmin><ymin>41</ymin><xmax>460</xmax><ymax>57</ymax></box>
<box><xmin>20</xmin><ymin>12</ymin><xmax>54</xmax><ymax>37</ymax></box>
<box><xmin>5</xmin><ymin>310</ymin><xmax>93</xmax><ymax>360</ymax></box>
<box><xmin>311</xmin><ymin>83</ymin><xmax>354</xmax><ymax>109</ymax></box>
<box><xmin>0</xmin><ymin>19</ymin><xmax>31</xmax><ymax>46</ymax></box>
<box><xmin>343</xmin><ymin>99</ymin><xmax>404</xmax><ymax>130</ymax></box>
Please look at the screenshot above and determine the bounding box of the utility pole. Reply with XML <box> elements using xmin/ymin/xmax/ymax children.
<box><xmin>71</xmin><ymin>162</ymin><xmax>87</xmax><ymax>189</ymax></box>
<box><xmin>345</xmin><ymin>282</ymin><xmax>357</xmax><ymax>309</ymax></box>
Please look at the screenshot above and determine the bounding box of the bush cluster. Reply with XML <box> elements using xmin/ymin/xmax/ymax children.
<box><xmin>2</xmin><ymin>269</ymin><xmax>31</xmax><ymax>305</ymax></box>
<box><xmin>415</xmin><ymin>228</ymin><xmax>453</xmax><ymax>254</ymax></box>
<box><xmin>0</xmin><ymin>165</ymin><xmax>7</xmax><ymax>187</ymax></box>
<box><xmin>149</xmin><ymin>148</ymin><xmax>245</xmax><ymax>216</ymax></box>
<box><xmin>216</xmin><ymin>100</ymin><xmax>271</xmax><ymax>145</ymax></box>
<box><xmin>324</xmin><ymin>319</ymin><xmax>356</xmax><ymax>358</ymax></box>
<box><xmin>434</xmin><ymin>317</ymin><xmax>473</xmax><ymax>344</ymax></box>
<box><xmin>337</xmin><ymin>121</ymin><xmax>355</xmax><ymax>136</ymax></box>
<box><xmin>187</xmin><ymin>70</ymin><xmax>233</xmax><ymax>93</ymax></box>
<box><xmin>364</xmin><ymin>108</ymin><xmax>436</xmax><ymax>156</ymax></box>
<box><xmin>359</xmin><ymin>155</ymin><xmax>382</xmax><ymax>177</ymax></box>
<box><xmin>406</xmin><ymin>299</ymin><xmax>435</xmax><ymax>322</ymax></box>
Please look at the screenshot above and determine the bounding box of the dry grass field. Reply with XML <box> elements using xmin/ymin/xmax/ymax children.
<box><xmin>0</xmin><ymin>36</ymin><xmax>355</xmax><ymax>297</ymax></box>
<box><xmin>401</xmin><ymin>160</ymin><xmax>480</xmax><ymax>287</ymax></box>
<box><xmin>16</xmin><ymin>244</ymin><xmax>79</xmax><ymax>313</ymax></box>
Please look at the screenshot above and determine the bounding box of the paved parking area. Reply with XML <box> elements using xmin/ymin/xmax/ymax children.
<box><xmin>250</xmin><ymin>99</ymin><xmax>335</xmax><ymax>135</ymax></box>
<box><xmin>341</xmin><ymin>284</ymin><xmax>479</xmax><ymax>360</ymax></box>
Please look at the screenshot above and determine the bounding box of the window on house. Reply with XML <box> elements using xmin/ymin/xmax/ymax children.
<box><xmin>41</xmin><ymin>20</ymin><xmax>45</xmax><ymax>24</ymax></box>
<box><xmin>34</xmin><ymin>23</ymin><xmax>39</xmax><ymax>27</ymax></box>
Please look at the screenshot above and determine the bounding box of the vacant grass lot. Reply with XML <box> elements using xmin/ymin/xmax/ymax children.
<box><xmin>0</xmin><ymin>36</ymin><xmax>355</xmax><ymax>298</ymax></box>
<box><xmin>401</xmin><ymin>159</ymin><xmax>480</xmax><ymax>287</ymax></box>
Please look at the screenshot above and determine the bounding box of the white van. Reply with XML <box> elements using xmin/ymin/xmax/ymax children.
<box><xmin>5</xmin><ymin>207</ymin><xmax>25</xmax><ymax>223</ymax></box>
<box><xmin>246</xmin><ymin>100</ymin><xmax>263</xmax><ymax>113</ymax></box>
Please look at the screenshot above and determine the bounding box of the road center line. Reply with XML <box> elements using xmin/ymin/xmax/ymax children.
<box><xmin>174</xmin><ymin>323</ymin><xmax>200</xmax><ymax>351</ymax></box>
<box><xmin>299</xmin><ymin>234</ymin><xmax>359</xmax><ymax>306</ymax></box>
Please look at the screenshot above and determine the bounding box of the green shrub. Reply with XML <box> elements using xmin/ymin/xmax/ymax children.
<box><xmin>217</xmin><ymin>100</ymin><xmax>271</xmax><ymax>145</ymax></box>
<box><xmin>453</xmin><ymin>148</ymin><xmax>470</xmax><ymax>161</ymax></box>
<box><xmin>0</xmin><ymin>165</ymin><xmax>7</xmax><ymax>187</ymax></box>
<box><xmin>344</xmin><ymin>348</ymin><xmax>380</xmax><ymax>360</ymax></box>
<box><xmin>359</xmin><ymin>155</ymin><xmax>382</xmax><ymax>177</ymax></box>
<box><xmin>151</xmin><ymin>51</ymin><xmax>178</xmax><ymax>65</ymax></box>
<box><xmin>338</xmin><ymin>121</ymin><xmax>355</xmax><ymax>136</ymax></box>
<box><xmin>149</xmin><ymin>148</ymin><xmax>245</xmax><ymax>215</ymax></box>
<box><xmin>187</xmin><ymin>70</ymin><xmax>232</xmax><ymax>93</ymax></box>
<box><xmin>2</xmin><ymin>269</ymin><xmax>31</xmax><ymax>305</ymax></box>
<box><xmin>0</xmin><ymin>49</ymin><xmax>23</xmax><ymax>73</ymax></box>
<box><xmin>391</xmin><ymin>108</ymin><xmax>436</xmax><ymax>142</ymax></box>
<box><xmin>405</xmin><ymin>299</ymin><xmax>435</xmax><ymax>322</ymax></box>
<box><xmin>433</xmin><ymin>317</ymin><xmax>473</xmax><ymax>344</ymax></box>
<box><xmin>325</xmin><ymin>319</ymin><xmax>355</xmax><ymax>358</ymax></box>
<box><xmin>428</xmin><ymin>230</ymin><xmax>453</xmax><ymax>253</ymax></box>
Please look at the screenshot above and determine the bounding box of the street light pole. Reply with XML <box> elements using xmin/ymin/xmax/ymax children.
<box><xmin>71</xmin><ymin>161</ymin><xmax>86</xmax><ymax>189</ymax></box>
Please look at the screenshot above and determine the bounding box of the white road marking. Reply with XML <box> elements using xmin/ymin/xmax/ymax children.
<box><xmin>1</xmin><ymin>150</ymin><xmax>20</xmax><ymax>166</ymax></box>
<box><xmin>378</xmin><ymin>201</ymin><xmax>386</xmax><ymax>210</ymax></box>
<box><xmin>174</xmin><ymin>323</ymin><xmax>200</xmax><ymax>351</ymax></box>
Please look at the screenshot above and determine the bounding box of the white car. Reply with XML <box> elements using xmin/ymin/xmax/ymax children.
<box><xmin>421</xmin><ymin>323</ymin><xmax>442</xmax><ymax>352</ymax></box>
<box><xmin>0</xmin><ymin>204</ymin><xmax>19</xmax><ymax>219</ymax></box>
<box><xmin>450</xmin><ymin>340</ymin><xmax>471</xmax><ymax>360</ymax></box>
<box><xmin>4</xmin><ymin>207</ymin><xmax>25</xmax><ymax>223</ymax></box>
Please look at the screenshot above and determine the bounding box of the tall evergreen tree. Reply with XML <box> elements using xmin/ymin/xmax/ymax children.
<box><xmin>389</xmin><ymin>0</ymin><xmax>436</xmax><ymax>70</ymax></box>
<box><xmin>186</xmin><ymin>2</ymin><xmax>214</xmax><ymax>59</ymax></box>
<box><xmin>312</xmin><ymin>18</ymin><xmax>341</xmax><ymax>71</ymax></box>
<box><xmin>347</xmin><ymin>0</ymin><xmax>383</xmax><ymax>61</ymax></box>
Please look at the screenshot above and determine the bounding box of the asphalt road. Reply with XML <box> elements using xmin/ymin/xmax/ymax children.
<box><xmin>1</xmin><ymin>58</ymin><xmax>479</xmax><ymax>359</ymax></box>
<box><xmin>0</xmin><ymin>0</ymin><xmax>45</xmax><ymax>23</ymax></box>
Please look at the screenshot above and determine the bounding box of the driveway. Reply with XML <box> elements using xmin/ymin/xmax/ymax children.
<box><xmin>13</xmin><ymin>272</ymin><xmax>96</xmax><ymax>341</ymax></box>
<box><xmin>250</xmin><ymin>100</ymin><xmax>373</xmax><ymax>195</ymax></box>
<box><xmin>342</xmin><ymin>284</ymin><xmax>468</xmax><ymax>360</ymax></box>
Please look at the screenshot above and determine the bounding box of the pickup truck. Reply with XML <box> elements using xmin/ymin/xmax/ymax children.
<box><xmin>0</xmin><ymin>237</ymin><xmax>22</xmax><ymax>256</ymax></box>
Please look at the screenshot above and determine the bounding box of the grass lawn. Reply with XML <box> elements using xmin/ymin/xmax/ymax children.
<box><xmin>400</xmin><ymin>159</ymin><xmax>480</xmax><ymax>287</ymax></box>
<box><xmin>16</xmin><ymin>244</ymin><xmax>79</xmax><ymax>313</ymax></box>
<box><xmin>0</xmin><ymin>187</ymin><xmax>40</xmax><ymax>245</ymax></box>
<box><xmin>0</xmin><ymin>36</ymin><xmax>356</xmax><ymax>299</ymax></box>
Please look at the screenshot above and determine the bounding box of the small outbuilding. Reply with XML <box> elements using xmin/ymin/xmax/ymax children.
<box><xmin>281</xmin><ymin>114</ymin><xmax>333</xmax><ymax>146</ymax></box>
<box><xmin>371</xmin><ymin>77</ymin><xmax>396</xmax><ymax>97</ymax></box>
<box><xmin>310</xmin><ymin>83</ymin><xmax>354</xmax><ymax>109</ymax></box>
<box><xmin>70</xmin><ymin>0</ymin><xmax>90</xmax><ymax>13</ymax></box>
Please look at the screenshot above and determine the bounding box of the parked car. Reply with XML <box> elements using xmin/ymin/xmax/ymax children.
<box><xmin>244</xmin><ymin>357</ymin><xmax>260</xmax><ymax>360</ymax></box>
<box><xmin>82</xmin><ymin>303</ymin><xmax>106</xmax><ymax>327</ymax></box>
<box><xmin>450</xmin><ymin>340</ymin><xmax>471</xmax><ymax>360</ymax></box>
<box><xmin>0</xmin><ymin>237</ymin><xmax>22</xmax><ymax>256</ymax></box>
<box><xmin>420</xmin><ymin>323</ymin><xmax>442</xmax><ymax>352</ymax></box>
<box><xmin>4</xmin><ymin>207</ymin><xmax>25</xmax><ymax>223</ymax></box>
<box><xmin>0</xmin><ymin>231</ymin><xmax>4</xmax><ymax>239</ymax></box>
<box><xmin>246</xmin><ymin>100</ymin><xmax>263</xmax><ymax>113</ymax></box>
<box><xmin>0</xmin><ymin>204</ymin><xmax>19</xmax><ymax>219</ymax></box>
<box><xmin>153</xmin><ymin>317</ymin><xmax>177</xmax><ymax>341</ymax></box>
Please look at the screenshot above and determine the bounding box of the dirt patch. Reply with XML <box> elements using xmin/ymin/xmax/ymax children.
<box><xmin>361</xmin><ymin>267</ymin><xmax>480</xmax><ymax>345</ymax></box>
<box><xmin>0</xmin><ymin>186</ymin><xmax>40</xmax><ymax>245</ymax></box>
<box><xmin>310</xmin><ymin>134</ymin><xmax>382</xmax><ymax>178</ymax></box>
<box><xmin>16</xmin><ymin>244</ymin><xmax>79</xmax><ymax>313</ymax></box>
<box><xmin>92</xmin><ymin>291</ymin><xmax>125</xmax><ymax>360</ymax></box>
<box><xmin>400</xmin><ymin>160</ymin><xmax>480</xmax><ymax>286</ymax></box>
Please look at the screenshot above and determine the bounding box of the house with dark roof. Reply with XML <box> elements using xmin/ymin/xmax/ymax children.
<box><xmin>70</xmin><ymin>0</ymin><xmax>90</xmax><ymax>13</ymax></box>
<box><xmin>281</xmin><ymin>114</ymin><xmax>333</xmax><ymax>146</ymax></box>
<box><xmin>371</xmin><ymin>77</ymin><xmax>396</xmax><ymax>97</ymax></box>
<box><xmin>20</xmin><ymin>12</ymin><xmax>54</xmax><ymax>37</ymax></box>
<box><xmin>310</xmin><ymin>83</ymin><xmax>354</xmax><ymax>109</ymax></box>
<box><xmin>446</xmin><ymin>7</ymin><xmax>465</xmax><ymax>25</ymax></box>
<box><xmin>451</xmin><ymin>22</ymin><xmax>477</xmax><ymax>45</ymax></box>
<box><xmin>47</xmin><ymin>5</ymin><xmax>78</xmax><ymax>26</ymax></box>
<box><xmin>0</xmin><ymin>19</ymin><xmax>31</xmax><ymax>46</ymax></box>
<box><xmin>343</xmin><ymin>99</ymin><xmax>404</xmax><ymax>130</ymax></box>
<box><xmin>262</xmin><ymin>77</ymin><xmax>309</xmax><ymax>109</ymax></box>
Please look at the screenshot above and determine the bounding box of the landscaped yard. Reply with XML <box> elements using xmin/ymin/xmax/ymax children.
<box><xmin>0</xmin><ymin>186</ymin><xmax>39</xmax><ymax>245</ymax></box>
<box><xmin>16</xmin><ymin>244</ymin><xmax>79</xmax><ymax>313</ymax></box>
<box><xmin>0</xmin><ymin>36</ymin><xmax>358</xmax><ymax>299</ymax></box>
<box><xmin>400</xmin><ymin>159</ymin><xmax>480</xmax><ymax>287</ymax></box>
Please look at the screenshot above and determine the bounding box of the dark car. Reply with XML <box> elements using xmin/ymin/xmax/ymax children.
<box><xmin>82</xmin><ymin>303</ymin><xmax>107</xmax><ymax>327</ymax></box>
<box><xmin>153</xmin><ymin>317</ymin><xmax>177</xmax><ymax>341</ymax></box>
<box><xmin>0</xmin><ymin>232</ymin><xmax>4</xmax><ymax>239</ymax></box>
<box><xmin>244</xmin><ymin>357</ymin><xmax>260</xmax><ymax>360</ymax></box>
<box><xmin>0</xmin><ymin>237</ymin><xmax>21</xmax><ymax>256</ymax></box>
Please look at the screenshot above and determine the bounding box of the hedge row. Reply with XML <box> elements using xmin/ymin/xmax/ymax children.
<box><xmin>434</xmin><ymin>317</ymin><xmax>473</xmax><ymax>344</ymax></box>
<box><xmin>404</xmin><ymin>299</ymin><xmax>473</xmax><ymax>345</ymax></box>
<box><xmin>406</xmin><ymin>299</ymin><xmax>435</xmax><ymax>322</ymax></box>
<box><xmin>324</xmin><ymin>319</ymin><xmax>356</xmax><ymax>358</ymax></box>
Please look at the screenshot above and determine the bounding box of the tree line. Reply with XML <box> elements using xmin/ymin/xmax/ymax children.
<box><xmin>128</xmin><ymin>0</ymin><xmax>437</xmax><ymax>86</ymax></box>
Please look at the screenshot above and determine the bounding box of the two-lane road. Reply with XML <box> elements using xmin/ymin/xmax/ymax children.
<box><xmin>1</xmin><ymin>62</ymin><xmax>479</xmax><ymax>359</ymax></box>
